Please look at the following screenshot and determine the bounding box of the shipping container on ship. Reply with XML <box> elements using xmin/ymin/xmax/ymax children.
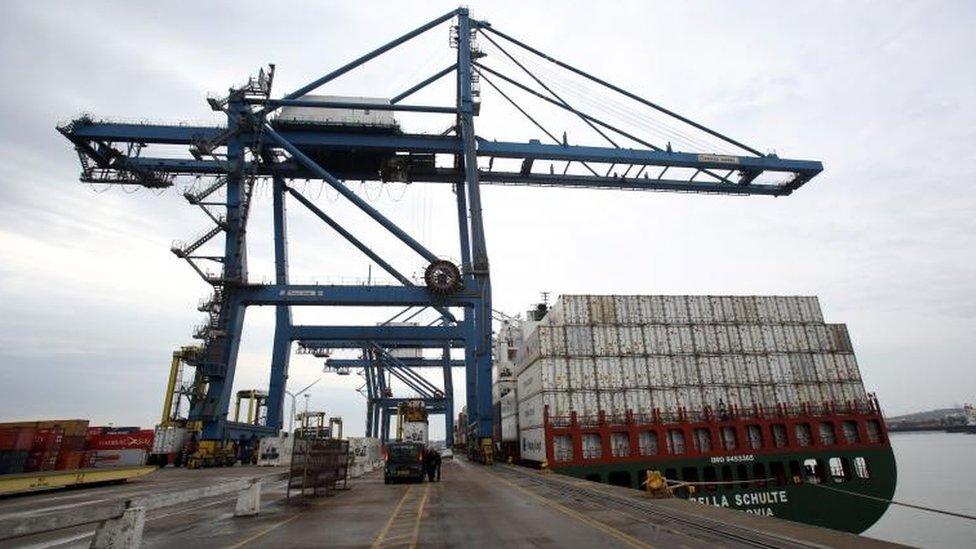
<box><xmin>510</xmin><ymin>295</ymin><xmax>896</xmax><ymax>535</ymax></box>
<box><xmin>492</xmin><ymin>319</ymin><xmax>522</xmax><ymax>460</ymax></box>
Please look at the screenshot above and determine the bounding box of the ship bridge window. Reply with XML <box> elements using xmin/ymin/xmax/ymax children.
<box><xmin>842</xmin><ymin>421</ymin><xmax>860</xmax><ymax>443</ymax></box>
<box><xmin>746</xmin><ymin>425</ymin><xmax>763</xmax><ymax>449</ymax></box>
<box><xmin>720</xmin><ymin>427</ymin><xmax>738</xmax><ymax>451</ymax></box>
<box><xmin>638</xmin><ymin>430</ymin><xmax>659</xmax><ymax>456</ymax></box>
<box><xmin>865</xmin><ymin>420</ymin><xmax>883</xmax><ymax>443</ymax></box>
<box><xmin>771</xmin><ymin>424</ymin><xmax>788</xmax><ymax>448</ymax></box>
<box><xmin>693</xmin><ymin>428</ymin><xmax>712</xmax><ymax>453</ymax></box>
<box><xmin>703</xmin><ymin>466</ymin><xmax>718</xmax><ymax>492</ymax></box>
<box><xmin>667</xmin><ymin>429</ymin><xmax>686</xmax><ymax>455</ymax></box>
<box><xmin>828</xmin><ymin>457</ymin><xmax>852</xmax><ymax>482</ymax></box>
<box><xmin>770</xmin><ymin>461</ymin><xmax>787</xmax><ymax>486</ymax></box>
<box><xmin>818</xmin><ymin>422</ymin><xmax>837</xmax><ymax>445</ymax></box>
<box><xmin>795</xmin><ymin>423</ymin><xmax>813</xmax><ymax>447</ymax></box>
<box><xmin>681</xmin><ymin>467</ymin><xmax>699</xmax><ymax>488</ymax></box>
<box><xmin>803</xmin><ymin>458</ymin><xmax>826</xmax><ymax>484</ymax></box>
<box><xmin>854</xmin><ymin>456</ymin><xmax>871</xmax><ymax>479</ymax></box>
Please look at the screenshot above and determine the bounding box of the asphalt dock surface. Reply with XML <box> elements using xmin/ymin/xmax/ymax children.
<box><xmin>1</xmin><ymin>459</ymin><xmax>906</xmax><ymax>548</ymax></box>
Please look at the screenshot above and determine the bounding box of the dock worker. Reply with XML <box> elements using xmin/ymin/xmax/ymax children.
<box><xmin>425</xmin><ymin>447</ymin><xmax>442</xmax><ymax>482</ymax></box>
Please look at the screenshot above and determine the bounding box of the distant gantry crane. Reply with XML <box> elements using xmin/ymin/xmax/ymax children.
<box><xmin>57</xmin><ymin>8</ymin><xmax>822</xmax><ymax>457</ymax></box>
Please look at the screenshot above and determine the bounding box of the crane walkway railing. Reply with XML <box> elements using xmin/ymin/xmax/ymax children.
<box><xmin>0</xmin><ymin>470</ymin><xmax>290</xmax><ymax>548</ymax></box>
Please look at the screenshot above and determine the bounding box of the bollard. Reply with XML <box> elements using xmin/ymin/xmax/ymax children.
<box><xmin>643</xmin><ymin>470</ymin><xmax>671</xmax><ymax>499</ymax></box>
<box><xmin>234</xmin><ymin>480</ymin><xmax>262</xmax><ymax>517</ymax></box>
<box><xmin>90</xmin><ymin>506</ymin><xmax>146</xmax><ymax>549</ymax></box>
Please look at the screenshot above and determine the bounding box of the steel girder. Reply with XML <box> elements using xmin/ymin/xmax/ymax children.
<box><xmin>65</xmin><ymin>122</ymin><xmax>822</xmax><ymax>195</ymax></box>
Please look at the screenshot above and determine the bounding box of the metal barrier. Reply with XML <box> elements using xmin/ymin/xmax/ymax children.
<box><xmin>0</xmin><ymin>470</ymin><xmax>289</xmax><ymax>548</ymax></box>
<box><xmin>287</xmin><ymin>437</ymin><xmax>350</xmax><ymax>498</ymax></box>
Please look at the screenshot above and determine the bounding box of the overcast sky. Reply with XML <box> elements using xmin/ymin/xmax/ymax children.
<box><xmin>1</xmin><ymin>1</ymin><xmax>974</xmax><ymax>438</ymax></box>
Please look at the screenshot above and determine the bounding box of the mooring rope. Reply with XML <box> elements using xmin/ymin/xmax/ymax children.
<box><xmin>805</xmin><ymin>482</ymin><xmax>976</xmax><ymax>522</ymax></box>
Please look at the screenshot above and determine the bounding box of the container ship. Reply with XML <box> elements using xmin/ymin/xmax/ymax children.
<box><xmin>492</xmin><ymin>295</ymin><xmax>895</xmax><ymax>534</ymax></box>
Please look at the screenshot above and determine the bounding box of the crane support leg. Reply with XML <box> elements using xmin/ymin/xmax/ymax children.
<box><xmin>267</xmin><ymin>175</ymin><xmax>292</xmax><ymax>430</ymax></box>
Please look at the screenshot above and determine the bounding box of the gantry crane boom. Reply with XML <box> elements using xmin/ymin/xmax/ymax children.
<box><xmin>57</xmin><ymin>7</ymin><xmax>823</xmax><ymax>451</ymax></box>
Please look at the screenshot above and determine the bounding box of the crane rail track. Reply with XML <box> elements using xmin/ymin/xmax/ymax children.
<box><xmin>495</xmin><ymin>465</ymin><xmax>828</xmax><ymax>549</ymax></box>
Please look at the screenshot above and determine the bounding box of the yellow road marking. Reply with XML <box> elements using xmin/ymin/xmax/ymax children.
<box><xmin>227</xmin><ymin>512</ymin><xmax>303</xmax><ymax>549</ymax></box>
<box><xmin>408</xmin><ymin>483</ymin><xmax>430</xmax><ymax>549</ymax></box>
<box><xmin>372</xmin><ymin>485</ymin><xmax>416</xmax><ymax>548</ymax></box>
<box><xmin>489</xmin><ymin>471</ymin><xmax>655</xmax><ymax>549</ymax></box>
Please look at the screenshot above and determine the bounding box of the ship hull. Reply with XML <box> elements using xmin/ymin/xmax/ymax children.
<box><xmin>550</xmin><ymin>445</ymin><xmax>896</xmax><ymax>534</ymax></box>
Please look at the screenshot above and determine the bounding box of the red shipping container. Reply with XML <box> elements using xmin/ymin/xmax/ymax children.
<box><xmin>26</xmin><ymin>450</ymin><xmax>59</xmax><ymax>472</ymax></box>
<box><xmin>86</xmin><ymin>430</ymin><xmax>154</xmax><ymax>451</ymax></box>
<box><xmin>56</xmin><ymin>450</ymin><xmax>84</xmax><ymax>471</ymax></box>
<box><xmin>60</xmin><ymin>435</ymin><xmax>86</xmax><ymax>452</ymax></box>
<box><xmin>0</xmin><ymin>428</ymin><xmax>35</xmax><ymax>451</ymax></box>
<box><xmin>33</xmin><ymin>428</ymin><xmax>64</xmax><ymax>452</ymax></box>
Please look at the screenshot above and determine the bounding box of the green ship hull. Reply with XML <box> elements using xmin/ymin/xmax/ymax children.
<box><xmin>551</xmin><ymin>445</ymin><xmax>896</xmax><ymax>534</ymax></box>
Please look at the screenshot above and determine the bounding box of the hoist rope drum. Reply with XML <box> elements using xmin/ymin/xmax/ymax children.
<box><xmin>424</xmin><ymin>259</ymin><xmax>462</xmax><ymax>294</ymax></box>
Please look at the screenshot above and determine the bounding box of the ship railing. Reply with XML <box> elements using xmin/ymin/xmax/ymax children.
<box><xmin>546</xmin><ymin>398</ymin><xmax>881</xmax><ymax>429</ymax></box>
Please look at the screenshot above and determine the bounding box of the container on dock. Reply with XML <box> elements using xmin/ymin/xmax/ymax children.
<box><xmin>92</xmin><ymin>448</ymin><xmax>148</xmax><ymax>468</ymax></box>
<box><xmin>258</xmin><ymin>433</ymin><xmax>295</xmax><ymax>467</ymax></box>
<box><xmin>0</xmin><ymin>450</ymin><xmax>30</xmax><ymax>474</ymax></box>
<box><xmin>150</xmin><ymin>425</ymin><xmax>187</xmax><ymax>466</ymax></box>
<box><xmin>0</xmin><ymin>427</ymin><xmax>35</xmax><ymax>452</ymax></box>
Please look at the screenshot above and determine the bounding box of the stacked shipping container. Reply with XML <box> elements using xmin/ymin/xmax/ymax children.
<box><xmin>492</xmin><ymin>320</ymin><xmax>521</xmax><ymax>443</ymax></box>
<box><xmin>0</xmin><ymin>421</ymin><xmax>153</xmax><ymax>475</ymax></box>
<box><xmin>515</xmin><ymin>295</ymin><xmax>870</xmax><ymax>458</ymax></box>
<box><xmin>0</xmin><ymin>420</ymin><xmax>90</xmax><ymax>474</ymax></box>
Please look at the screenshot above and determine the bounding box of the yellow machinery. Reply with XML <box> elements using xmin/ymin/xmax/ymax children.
<box><xmin>158</xmin><ymin>348</ymin><xmax>244</xmax><ymax>468</ymax></box>
<box><xmin>294</xmin><ymin>411</ymin><xmax>342</xmax><ymax>439</ymax></box>
<box><xmin>160</xmin><ymin>346</ymin><xmax>205</xmax><ymax>427</ymax></box>
<box><xmin>234</xmin><ymin>389</ymin><xmax>269</xmax><ymax>425</ymax></box>
<box><xmin>186</xmin><ymin>440</ymin><xmax>236</xmax><ymax>469</ymax></box>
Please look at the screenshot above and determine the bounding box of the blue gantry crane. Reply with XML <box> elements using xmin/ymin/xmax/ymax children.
<box><xmin>57</xmin><ymin>8</ymin><xmax>822</xmax><ymax>458</ymax></box>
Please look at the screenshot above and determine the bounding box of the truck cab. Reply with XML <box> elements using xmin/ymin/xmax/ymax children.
<box><xmin>383</xmin><ymin>442</ymin><xmax>425</xmax><ymax>484</ymax></box>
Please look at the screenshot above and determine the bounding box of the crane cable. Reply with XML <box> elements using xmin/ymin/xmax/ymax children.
<box><xmin>484</xmin><ymin>40</ymin><xmax>743</xmax><ymax>158</ymax></box>
<box><xmin>510</xmin><ymin>52</ymin><xmax>737</xmax><ymax>157</ymax></box>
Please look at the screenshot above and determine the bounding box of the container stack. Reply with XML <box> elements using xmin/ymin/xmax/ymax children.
<box><xmin>0</xmin><ymin>420</ymin><xmax>90</xmax><ymax>474</ymax></box>
<box><xmin>0</xmin><ymin>421</ymin><xmax>155</xmax><ymax>475</ymax></box>
<box><xmin>515</xmin><ymin>295</ymin><xmax>870</xmax><ymax>447</ymax></box>
<box><xmin>492</xmin><ymin>320</ymin><xmax>520</xmax><ymax>443</ymax></box>
<box><xmin>0</xmin><ymin>426</ymin><xmax>34</xmax><ymax>474</ymax></box>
